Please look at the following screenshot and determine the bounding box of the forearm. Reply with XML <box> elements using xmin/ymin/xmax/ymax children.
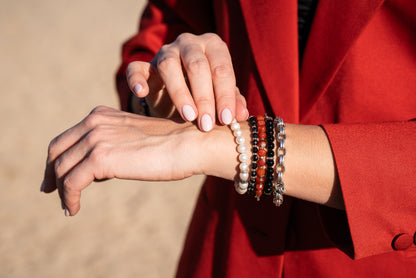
<box><xmin>201</xmin><ymin>121</ymin><xmax>343</xmax><ymax>209</ymax></box>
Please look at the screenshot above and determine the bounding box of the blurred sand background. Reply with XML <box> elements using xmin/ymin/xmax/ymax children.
<box><xmin>0</xmin><ymin>0</ymin><xmax>204</xmax><ymax>277</ymax></box>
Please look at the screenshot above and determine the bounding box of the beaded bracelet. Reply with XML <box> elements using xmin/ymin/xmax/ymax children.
<box><xmin>255</xmin><ymin>115</ymin><xmax>267</xmax><ymax>201</ymax></box>
<box><xmin>248</xmin><ymin>116</ymin><xmax>258</xmax><ymax>195</ymax></box>
<box><xmin>273</xmin><ymin>117</ymin><xmax>286</xmax><ymax>206</ymax></box>
<box><xmin>264</xmin><ymin>116</ymin><xmax>275</xmax><ymax>196</ymax></box>
<box><xmin>230</xmin><ymin>120</ymin><xmax>250</xmax><ymax>194</ymax></box>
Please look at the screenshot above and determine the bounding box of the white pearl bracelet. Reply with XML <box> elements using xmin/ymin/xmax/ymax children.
<box><xmin>230</xmin><ymin>119</ymin><xmax>250</xmax><ymax>194</ymax></box>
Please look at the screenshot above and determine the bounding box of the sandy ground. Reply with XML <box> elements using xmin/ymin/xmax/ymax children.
<box><xmin>0</xmin><ymin>1</ymin><xmax>204</xmax><ymax>277</ymax></box>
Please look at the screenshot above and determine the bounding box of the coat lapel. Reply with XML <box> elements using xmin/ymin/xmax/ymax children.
<box><xmin>239</xmin><ymin>0</ymin><xmax>299</xmax><ymax>123</ymax></box>
<box><xmin>300</xmin><ymin>0</ymin><xmax>385</xmax><ymax>120</ymax></box>
<box><xmin>239</xmin><ymin>0</ymin><xmax>385</xmax><ymax>123</ymax></box>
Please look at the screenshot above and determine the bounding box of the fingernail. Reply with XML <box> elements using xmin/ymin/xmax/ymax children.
<box><xmin>201</xmin><ymin>114</ymin><xmax>213</xmax><ymax>132</ymax></box>
<box><xmin>40</xmin><ymin>181</ymin><xmax>45</xmax><ymax>192</ymax></box>
<box><xmin>133</xmin><ymin>84</ymin><xmax>143</xmax><ymax>95</ymax></box>
<box><xmin>65</xmin><ymin>208</ymin><xmax>70</xmax><ymax>217</ymax></box>
<box><xmin>221</xmin><ymin>108</ymin><xmax>232</xmax><ymax>125</ymax></box>
<box><xmin>182</xmin><ymin>105</ymin><xmax>196</xmax><ymax>121</ymax></box>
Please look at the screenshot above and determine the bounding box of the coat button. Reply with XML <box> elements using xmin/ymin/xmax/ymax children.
<box><xmin>392</xmin><ymin>233</ymin><xmax>413</xmax><ymax>251</ymax></box>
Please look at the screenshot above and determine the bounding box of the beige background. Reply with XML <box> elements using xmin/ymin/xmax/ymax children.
<box><xmin>0</xmin><ymin>0</ymin><xmax>203</xmax><ymax>277</ymax></box>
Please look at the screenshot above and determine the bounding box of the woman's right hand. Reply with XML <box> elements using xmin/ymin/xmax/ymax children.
<box><xmin>126</xmin><ymin>32</ymin><xmax>249</xmax><ymax>131</ymax></box>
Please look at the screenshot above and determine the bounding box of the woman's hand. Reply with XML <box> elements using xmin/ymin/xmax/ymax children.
<box><xmin>126</xmin><ymin>33</ymin><xmax>249</xmax><ymax>131</ymax></box>
<box><xmin>41</xmin><ymin>106</ymin><xmax>216</xmax><ymax>216</ymax></box>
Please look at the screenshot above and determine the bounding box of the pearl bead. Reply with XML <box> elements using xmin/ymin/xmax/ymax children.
<box><xmin>236</xmin><ymin>186</ymin><xmax>247</xmax><ymax>195</ymax></box>
<box><xmin>233</xmin><ymin>129</ymin><xmax>242</xmax><ymax>137</ymax></box>
<box><xmin>240</xmin><ymin>172</ymin><xmax>249</xmax><ymax>181</ymax></box>
<box><xmin>237</xmin><ymin>144</ymin><xmax>247</xmax><ymax>153</ymax></box>
<box><xmin>236</xmin><ymin>136</ymin><xmax>245</xmax><ymax>144</ymax></box>
<box><xmin>239</xmin><ymin>153</ymin><xmax>248</xmax><ymax>162</ymax></box>
<box><xmin>231</xmin><ymin>122</ymin><xmax>240</xmax><ymax>131</ymax></box>
<box><xmin>239</xmin><ymin>162</ymin><xmax>249</xmax><ymax>171</ymax></box>
<box><xmin>239</xmin><ymin>180</ymin><xmax>248</xmax><ymax>189</ymax></box>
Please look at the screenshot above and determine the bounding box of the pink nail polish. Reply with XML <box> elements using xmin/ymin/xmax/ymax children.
<box><xmin>65</xmin><ymin>208</ymin><xmax>70</xmax><ymax>217</ymax></box>
<box><xmin>201</xmin><ymin>114</ymin><xmax>213</xmax><ymax>132</ymax></box>
<box><xmin>221</xmin><ymin>108</ymin><xmax>232</xmax><ymax>125</ymax></box>
<box><xmin>182</xmin><ymin>105</ymin><xmax>196</xmax><ymax>121</ymax></box>
<box><xmin>133</xmin><ymin>84</ymin><xmax>143</xmax><ymax>95</ymax></box>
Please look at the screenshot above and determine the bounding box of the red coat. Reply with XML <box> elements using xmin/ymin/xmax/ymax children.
<box><xmin>116</xmin><ymin>0</ymin><xmax>416</xmax><ymax>277</ymax></box>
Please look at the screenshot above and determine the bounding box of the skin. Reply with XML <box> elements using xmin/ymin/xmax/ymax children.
<box><xmin>41</xmin><ymin>33</ymin><xmax>344</xmax><ymax>216</ymax></box>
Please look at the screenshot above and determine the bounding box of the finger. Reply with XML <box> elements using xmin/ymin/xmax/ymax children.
<box><xmin>155</xmin><ymin>45</ymin><xmax>198</xmax><ymax>122</ymax></box>
<box><xmin>235</xmin><ymin>87</ymin><xmax>249</xmax><ymax>121</ymax></box>
<box><xmin>126</xmin><ymin>61</ymin><xmax>156</xmax><ymax>98</ymax></box>
<box><xmin>62</xmin><ymin>144</ymin><xmax>110</xmax><ymax>216</ymax></box>
<box><xmin>179</xmin><ymin>42</ymin><xmax>215</xmax><ymax>131</ymax></box>
<box><xmin>204</xmin><ymin>36</ymin><xmax>236</xmax><ymax>125</ymax></box>
<box><xmin>41</xmin><ymin>106</ymin><xmax>116</xmax><ymax>193</ymax></box>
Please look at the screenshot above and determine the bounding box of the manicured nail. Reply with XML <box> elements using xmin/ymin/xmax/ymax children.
<box><xmin>65</xmin><ymin>208</ymin><xmax>70</xmax><ymax>217</ymax></box>
<box><xmin>133</xmin><ymin>84</ymin><xmax>143</xmax><ymax>95</ymax></box>
<box><xmin>182</xmin><ymin>105</ymin><xmax>196</xmax><ymax>121</ymax></box>
<box><xmin>221</xmin><ymin>108</ymin><xmax>232</xmax><ymax>125</ymax></box>
<box><xmin>201</xmin><ymin>114</ymin><xmax>213</xmax><ymax>132</ymax></box>
<box><xmin>40</xmin><ymin>181</ymin><xmax>45</xmax><ymax>192</ymax></box>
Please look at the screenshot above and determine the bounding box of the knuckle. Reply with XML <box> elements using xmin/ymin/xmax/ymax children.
<box><xmin>195</xmin><ymin>96</ymin><xmax>213</xmax><ymax>106</ymax></box>
<box><xmin>186</xmin><ymin>58</ymin><xmax>207</xmax><ymax>74</ymax></box>
<box><xmin>156</xmin><ymin>56</ymin><xmax>178</xmax><ymax>71</ymax></box>
<box><xmin>48</xmin><ymin>137</ymin><xmax>59</xmax><ymax>158</ymax></box>
<box><xmin>176</xmin><ymin>32</ymin><xmax>194</xmax><ymax>44</ymax></box>
<box><xmin>201</xmin><ymin>32</ymin><xmax>220</xmax><ymax>41</ymax></box>
<box><xmin>54</xmin><ymin>157</ymin><xmax>64</xmax><ymax>177</ymax></box>
<box><xmin>85</xmin><ymin>111</ymin><xmax>106</xmax><ymax>128</ymax></box>
<box><xmin>211</xmin><ymin>64</ymin><xmax>233</xmax><ymax>79</ymax></box>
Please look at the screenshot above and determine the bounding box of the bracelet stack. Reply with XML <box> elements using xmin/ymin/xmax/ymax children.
<box><xmin>229</xmin><ymin>114</ymin><xmax>286</xmax><ymax>207</ymax></box>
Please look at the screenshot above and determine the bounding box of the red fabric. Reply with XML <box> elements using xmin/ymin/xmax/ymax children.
<box><xmin>116</xmin><ymin>0</ymin><xmax>416</xmax><ymax>277</ymax></box>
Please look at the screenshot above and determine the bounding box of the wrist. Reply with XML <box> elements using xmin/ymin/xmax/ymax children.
<box><xmin>199</xmin><ymin>121</ymin><xmax>251</xmax><ymax>180</ymax></box>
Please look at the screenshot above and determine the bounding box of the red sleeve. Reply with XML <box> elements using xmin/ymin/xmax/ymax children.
<box><xmin>320</xmin><ymin>120</ymin><xmax>416</xmax><ymax>259</ymax></box>
<box><xmin>115</xmin><ymin>0</ymin><xmax>215</xmax><ymax>111</ymax></box>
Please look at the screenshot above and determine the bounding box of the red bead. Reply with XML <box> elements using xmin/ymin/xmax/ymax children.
<box><xmin>256</xmin><ymin>176</ymin><xmax>265</xmax><ymax>183</ymax></box>
<box><xmin>257</xmin><ymin>120</ymin><xmax>265</xmax><ymax>126</ymax></box>
<box><xmin>256</xmin><ymin>183</ymin><xmax>264</xmax><ymax>190</ymax></box>
<box><xmin>258</xmin><ymin>126</ymin><xmax>266</xmax><ymax>132</ymax></box>
<box><xmin>257</xmin><ymin>168</ymin><xmax>266</xmax><ymax>176</ymax></box>
<box><xmin>258</xmin><ymin>132</ymin><xmax>266</xmax><ymax>139</ymax></box>
<box><xmin>259</xmin><ymin>141</ymin><xmax>267</xmax><ymax>148</ymax></box>
<box><xmin>258</xmin><ymin>158</ymin><xmax>266</xmax><ymax>166</ymax></box>
<box><xmin>257</xmin><ymin>115</ymin><xmax>265</xmax><ymax>121</ymax></box>
<box><xmin>258</xmin><ymin>149</ymin><xmax>267</xmax><ymax>156</ymax></box>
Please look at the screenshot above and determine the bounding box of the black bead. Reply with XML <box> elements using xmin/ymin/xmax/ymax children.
<box><xmin>266</xmin><ymin>130</ymin><xmax>274</xmax><ymax>137</ymax></box>
<box><xmin>252</xmin><ymin>133</ymin><xmax>258</xmax><ymax>138</ymax></box>
<box><xmin>266</xmin><ymin>174</ymin><xmax>274</xmax><ymax>181</ymax></box>
<box><xmin>267</xmin><ymin>142</ymin><xmax>275</xmax><ymax>149</ymax></box>
<box><xmin>252</xmin><ymin>139</ymin><xmax>258</xmax><ymax>146</ymax></box>
<box><xmin>252</xmin><ymin>154</ymin><xmax>259</xmax><ymax>161</ymax></box>
<box><xmin>251</xmin><ymin>127</ymin><xmax>258</xmax><ymax>133</ymax></box>
<box><xmin>251</xmin><ymin>170</ymin><xmax>257</xmax><ymax>177</ymax></box>
<box><xmin>251</xmin><ymin>163</ymin><xmax>258</xmax><ymax>170</ymax></box>
<box><xmin>267</xmin><ymin>168</ymin><xmax>274</xmax><ymax>174</ymax></box>
<box><xmin>250</xmin><ymin>178</ymin><xmax>256</xmax><ymax>184</ymax></box>
<box><xmin>266</xmin><ymin>159</ymin><xmax>274</xmax><ymax>166</ymax></box>
<box><xmin>267</xmin><ymin>150</ymin><xmax>274</xmax><ymax>157</ymax></box>
<box><xmin>265</xmin><ymin>180</ymin><xmax>273</xmax><ymax>187</ymax></box>
<box><xmin>252</xmin><ymin>146</ymin><xmax>259</xmax><ymax>153</ymax></box>
<box><xmin>264</xmin><ymin>186</ymin><xmax>272</xmax><ymax>195</ymax></box>
<box><xmin>267</xmin><ymin>136</ymin><xmax>275</xmax><ymax>143</ymax></box>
